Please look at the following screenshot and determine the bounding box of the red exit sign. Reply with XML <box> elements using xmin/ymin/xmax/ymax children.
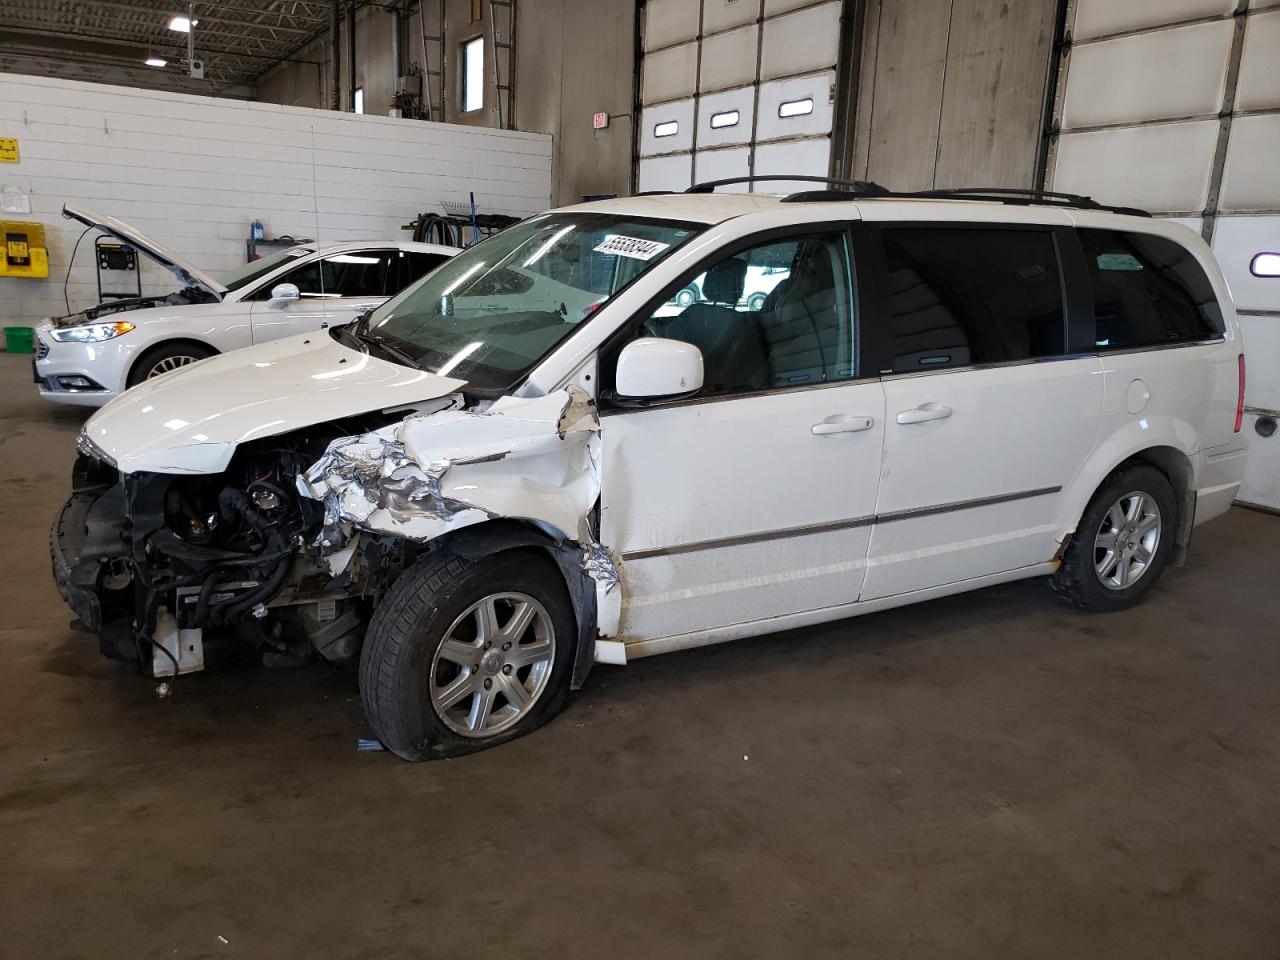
<box><xmin>592</xmin><ymin>112</ymin><xmax>609</xmax><ymax>130</ymax></box>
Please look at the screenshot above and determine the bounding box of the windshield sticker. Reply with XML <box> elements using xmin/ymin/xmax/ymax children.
<box><xmin>593</xmin><ymin>234</ymin><xmax>670</xmax><ymax>261</ymax></box>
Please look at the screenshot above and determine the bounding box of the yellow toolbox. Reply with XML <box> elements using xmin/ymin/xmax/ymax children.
<box><xmin>0</xmin><ymin>221</ymin><xmax>49</xmax><ymax>279</ymax></box>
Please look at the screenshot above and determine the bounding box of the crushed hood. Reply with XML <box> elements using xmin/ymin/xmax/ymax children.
<box><xmin>82</xmin><ymin>334</ymin><xmax>466</xmax><ymax>475</ymax></box>
<box><xmin>63</xmin><ymin>203</ymin><xmax>228</xmax><ymax>299</ymax></box>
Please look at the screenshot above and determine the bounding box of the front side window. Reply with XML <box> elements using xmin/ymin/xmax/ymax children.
<box><xmin>1079</xmin><ymin>229</ymin><xmax>1223</xmax><ymax>350</ymax></box>
<box><xmin>882</xmin><ymin>227</ymin><xmax>1064</xmax><ymax>371</ymax></box>
<box><xmin>262</xmin><ymin>250</ymin><xmax>396</xmax><ymax>299</ymax></box>
<box><xmin>363</xmin><ymin>213</ymin><xmax>701</xmax><ymax>390</ymax></box>
<box><xmin>640</xmin><ymin>232</ymin><xmax>856</xmax><ymax>397</ymax></box>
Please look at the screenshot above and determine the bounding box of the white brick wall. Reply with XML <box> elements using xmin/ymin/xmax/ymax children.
<box><xmin>0</xmin><ymin>72</ymin><xmax>553</xmax><ymax>328</ymax></box>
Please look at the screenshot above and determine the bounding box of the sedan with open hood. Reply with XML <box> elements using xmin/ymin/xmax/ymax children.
<box><xmin>33</xmin><ymin>204</ymin><xmax>457</xmax><ymax>406</ymax></box>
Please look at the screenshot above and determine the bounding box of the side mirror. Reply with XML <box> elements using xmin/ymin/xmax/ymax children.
<box><xmin>268</xmin><ymin>282</ymin><xmax>301</xmax><ymax>306</ymax></box>
<box><xmin>615</xmin><ymin>337</ymin><xmax>704</xmax><ymax>399</ymax></box>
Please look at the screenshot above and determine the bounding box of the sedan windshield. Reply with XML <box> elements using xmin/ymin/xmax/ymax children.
<box><xmin>218</xmin><ymin>246</ymin><xmax>313</xmax><ymax>292</ymax></box>
<box><xmin>362</xmin><ymin>212</ymin><xmax>702</xmax><ymax>389</ymax></box>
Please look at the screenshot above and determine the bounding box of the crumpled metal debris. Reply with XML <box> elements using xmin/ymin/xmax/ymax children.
<box><xmin>297</xmin><ymin>387</ymin><xmax>620</xmax><ymax>632</ymax></box>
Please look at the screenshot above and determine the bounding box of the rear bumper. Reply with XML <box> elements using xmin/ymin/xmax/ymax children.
<box><xmin>1195</xmin><ymin>444</ymin><xmax>1249</xmax><ymax>526</ymax></box>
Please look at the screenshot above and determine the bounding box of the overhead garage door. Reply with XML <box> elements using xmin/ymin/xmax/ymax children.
<box><xmin>637</xmin><ymin>0</ymin><xmax>845</xmax><ymax>194</ymax></box>
<box><xmin>1047</xmin><ymin>0</ymin><xmax>1280</xmax><ymax>510</ymax></box>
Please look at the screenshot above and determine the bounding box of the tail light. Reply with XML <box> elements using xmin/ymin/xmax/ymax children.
<box><xmin>1235</xmin><ymin>353</ymin><xmax>1246</xmax><ymax>433</ymax></box>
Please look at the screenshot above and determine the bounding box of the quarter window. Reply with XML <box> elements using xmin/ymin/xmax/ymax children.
<box><xmin>1078</xmin><ymin>229</ymin><xmax>1223</xmax><ymax>349</ymax></box>
<box><xmin>642</xmin><ymin>232</ymin><xmax>857</xmax><ymax>397</ymax></box>
<box><xmin>881</xmin><ymin>227</ymin><xmax>1065</xmax><ymax>371</ymax></box>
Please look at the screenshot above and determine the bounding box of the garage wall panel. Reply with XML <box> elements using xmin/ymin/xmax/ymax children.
<box><xmin>1051</xmin><ymin>121</ymin><xmax>1219</xmax><ymax>212</ymax></box>
<box><xmin>1072</xmin><ymin>0</ymin><xmax>1235</xmax><ymax>41</ymax></box>
<box><xmin>644</xmin><ymin>0</ymin><xmax>701</xmax><ymax>51</ymax></box>
<box><xmin>699</xmin><ymin>24</ymin><xmax>761</xmax><ymax>93</ymax></box>
<box><xmin>1219</xmin><ymin>115</ymin><xmax>1280</xmax><ymax>211</ymax></box>
<box><xmin>697</xmin><ymin>87</ymin><xmax>755</xmax><ymax>148</ymax></box>
<box><xmin>760</xmin><ymin>2</ymin><xmax>843</xmax><ymax>80</ymax></box>
<box><xmin>640</xmin><ymin>98</ymin><xmax>697</xmax><ymax>156</ymax></box>
<box><xmin>640</xmin><ymin>42</ymin><xmax>700</xmax><ymax>105</ymax></box>
<box><xmin>0</xmin><ymin>72</ymin><xmax>551</xmax><ymax>329</ymax></box>
<box><xmin>1061</xmin><ymin>21</ymin><xmax>1233</xmax><ymax>128</ymax></box>
<box><xmin>1235</xmin><ymin>9</ymin><xmax>1280</xmax><ymax>110</ymax></box>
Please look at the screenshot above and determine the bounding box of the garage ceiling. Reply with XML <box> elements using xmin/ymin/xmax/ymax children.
<box><xmin>0</xmin><ymin>0</ymin><xmax>333</xmax><ymax>94</ymax></box>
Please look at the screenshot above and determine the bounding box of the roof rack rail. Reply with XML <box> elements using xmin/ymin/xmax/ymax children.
<box><xmin>912</xmin><ymin>186</ymin><xmax>1151</xmax><ymax>217</ymax></box>
<box><xmin>778</xmin><ymin>182</ymin><xmax>1151</xmax><ymax>217</ymax></box>
<box><xmin>685</xmin><ymin>175</ymin><xmax>890</xmax><ymax>195</ymax></box>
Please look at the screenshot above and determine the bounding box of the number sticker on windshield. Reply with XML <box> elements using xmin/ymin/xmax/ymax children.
<box><xmin>593</xmin><ymin>234</ymin><xmax>671</xmax><ymax>261</ymax></box>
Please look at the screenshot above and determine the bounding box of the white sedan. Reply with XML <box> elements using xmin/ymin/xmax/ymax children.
<box><xmin>34</xmin><ymin>204</ymin><xmax>458</xmax><ymax>407</ymax></box>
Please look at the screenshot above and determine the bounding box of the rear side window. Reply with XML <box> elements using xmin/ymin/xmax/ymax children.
<box><xmin>882</xmin><ymin>227</ymin><xmax>1065</xmax><ymax>371</ymax></box>
<box><xmin>1079</xmin><ymin>229</ymin><xmax>1223</xmax><ymax>350</ymax></box>
<box><xmin>393</xmin><ymin>251</ymin><xmax>450</xmax><ymax>293</ymax></box>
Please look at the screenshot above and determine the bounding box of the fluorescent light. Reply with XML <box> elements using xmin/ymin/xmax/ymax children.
<box><xmin>145</xmin><ymin>56</ymin><xmax>167</xmax><ymax>67</ymax></box>
<box><xmin>168</xmin><ymin>15</ymin><xmax>196</xmax><ymax>32</ymax></box>
<box><xmin>435</xmin><ymin>341</ymin><xmax>483</xmax><ymax>378</ymax></box>
<box><xmin>328</xmin><ymin>254</ymin><xmax>378</xmax><ymax>264</ymax></box>
<box><xmin>522</xmin><ymin>226</ymin><xmax>574</xmax><ymax>268</ymax></box>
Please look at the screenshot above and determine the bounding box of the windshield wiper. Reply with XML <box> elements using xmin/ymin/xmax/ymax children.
<box><xmin>352</xmin><ymin>328</ymin><xmax>421</xmax><ymax>369</ymax></box>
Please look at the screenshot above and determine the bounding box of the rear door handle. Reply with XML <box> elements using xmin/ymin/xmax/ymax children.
<box><xmin>811</xmin><ymin>415</ymin><xmax>875</xmax><ymax>436</ymax></box>
<box><xmin>896</xmin><ymin>403</ymin><xmax>953</xmax><ymax>425</ymax></box>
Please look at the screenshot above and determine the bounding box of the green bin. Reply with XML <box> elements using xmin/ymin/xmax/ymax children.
<box><xmin>3</xmin><ymin>326</ymin><xmax>34</xmax><ymax>354</ymax></box>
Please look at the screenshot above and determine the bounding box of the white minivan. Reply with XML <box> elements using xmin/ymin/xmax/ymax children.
<box><xmin>53</xmin><ymin>181</ymin><xmax>1249</xmax><ymax>760</ymax></box>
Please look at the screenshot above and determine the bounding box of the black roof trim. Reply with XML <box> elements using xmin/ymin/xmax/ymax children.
<box><xmin>680</xmin><ymin>175</ymin><xmax>1151</xmax><ymax>217</ymax></box>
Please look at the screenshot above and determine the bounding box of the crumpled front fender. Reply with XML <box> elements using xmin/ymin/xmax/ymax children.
<box><xmin>296</xmin><ymin>387</ymin><xmax>621</xmax><ymax>637</ymax></box>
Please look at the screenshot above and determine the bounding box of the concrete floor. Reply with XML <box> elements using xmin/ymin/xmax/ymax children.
<box><xmin>1</xmin><ymin>351</ymin><xmax>1278</xmax><ymax>960</ymax></box>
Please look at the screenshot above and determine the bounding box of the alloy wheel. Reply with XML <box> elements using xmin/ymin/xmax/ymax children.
<box><xmin>429</xmin><ymin>592</ymin><xmax>555</xmax><ymax>737</ymax></box>
<box><xmin>1093</xmin><ymin>491</ymin><xmax>1162</xmax><ymax>591</ymax></box>
<box><xmin>147</xmin><ymin>354</ymin><xmax>201</xmax><ymax>378</ymax></box>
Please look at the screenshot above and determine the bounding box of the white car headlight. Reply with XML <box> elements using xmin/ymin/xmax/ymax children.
<box><xmin>51</xmin><ymin>320</ymin><xmax>135</xmax><ymax>343</ymax></box>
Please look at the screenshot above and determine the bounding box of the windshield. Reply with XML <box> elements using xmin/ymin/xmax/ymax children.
<box><xmin>217</xmin><ymin>246</ymin><xmax>313</xmax><ymax>292</ymax></box>
<box><xmin>362</xmin><ymin>212</ymin><xmax>702</xmax><ymax>389</ymax></box>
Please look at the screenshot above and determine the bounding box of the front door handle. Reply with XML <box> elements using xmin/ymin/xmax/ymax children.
<box><xmin>896</xmin><ymin>403</ymin><xmax>952</xmax><ymax>425</ymax></box>
<box><xmin>811</xmin><ymin>415</ymin><xmax>875</xmax><ymax>436</ymax></box>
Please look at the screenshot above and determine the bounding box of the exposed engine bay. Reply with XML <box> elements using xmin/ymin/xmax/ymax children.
<box><xmin>51</xmin><ymin>389</ymin><xmax>618</xmax><ymax>680</ymax></box>
<box><xmin>54</xmin><ymin>287</ymin><xmax>220</xmax><ymax>327</ymax></box>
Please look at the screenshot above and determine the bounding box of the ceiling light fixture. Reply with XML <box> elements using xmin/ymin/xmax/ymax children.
<box><xmin>145</xmin><ymin>56</ymin><xmax>168</xmax><ymax>67</ymax></box>
<box><xmin>168</xmin><ymin>15</ymin><xmax>197</xmax><ymax>32</ymax></box>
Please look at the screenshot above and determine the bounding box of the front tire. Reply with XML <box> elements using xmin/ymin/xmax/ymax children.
<box><xmin>359</xmin><ymin>550</ymin><xmax>576</xmax><ymax>760</ymax></box>
<box><xmin>127</xmin><ymin>342</ymin><xmax>215</xmax><ymax>387</ymax></box>
<box><xmin>1051</xmin><ymin>464</ymin><xmax>1176</xmax><ymax>612</ymax></box>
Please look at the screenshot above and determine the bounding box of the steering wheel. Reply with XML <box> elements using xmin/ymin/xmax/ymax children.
<box><xmin>641</xmin><ymin>318</ymin><xmax>663</xmax><ymax>338</ymax></box>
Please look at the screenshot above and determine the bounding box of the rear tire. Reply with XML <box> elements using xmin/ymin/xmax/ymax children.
<box><xmin>1051</xmin><ymin>464</ymin><xmax>1177</xmax><ymax>612</ymax></box>
<box><xmin>359</xmin><ymin>550</ymin><xmax>576</xmax><ymax>760</ymax></box>
<box><xmin>127</xmin><ymin>342</ymin><xmax>215</xmax><ymax>387</ymax></box>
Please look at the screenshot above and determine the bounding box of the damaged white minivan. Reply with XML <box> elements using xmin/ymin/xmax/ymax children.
<box><xmin>53</xmin><ymin>180</ymin><xmax>1249</xmax><ymax>760</ymax></box>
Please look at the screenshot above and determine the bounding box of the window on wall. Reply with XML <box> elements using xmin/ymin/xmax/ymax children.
<box><xmin>882</xmin><ymin>228</ymin><xmax>1065</xmax><ymax>371</ymax></box>
<box><xmin>353</xmin><ymin>87</ymin><xmax>364</xmax><ymax>114</ymax></box>
<box><xmin>461</xmin><ymin>37</ymin><xmax>484</xmax><ymax>113</ymax></box>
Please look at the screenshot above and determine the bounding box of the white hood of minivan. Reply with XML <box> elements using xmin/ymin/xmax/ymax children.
<box><xmin>63</xmin><ymin>203</ymin><xmax>228</xmax><ymax>299</ymax></box>
<box><xmin>82</xmin><ymin>334</ymin><xmax>466</xmax><ymax>475</ymax></box>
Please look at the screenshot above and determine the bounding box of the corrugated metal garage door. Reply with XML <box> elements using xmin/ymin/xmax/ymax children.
<box><xmin>1047</xmin><ymin>0</ymin><xmax>1280</xmax><ymax>509</ymax></box>
<box><xmin>637</xmin><ymin>0</ymin><xmax>845</xmax><ymax>193</ymax></box>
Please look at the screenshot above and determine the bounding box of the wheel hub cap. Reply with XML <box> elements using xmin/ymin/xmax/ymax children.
<box><xmin>1093</xmin><ymin>491</ymin><xmax>1162</xmax><ymax>591</ymax></box>
<box><xmin>428</xmin><ymin>592</ymin><xmax>556</xmax><ymax>738</ymax></box>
